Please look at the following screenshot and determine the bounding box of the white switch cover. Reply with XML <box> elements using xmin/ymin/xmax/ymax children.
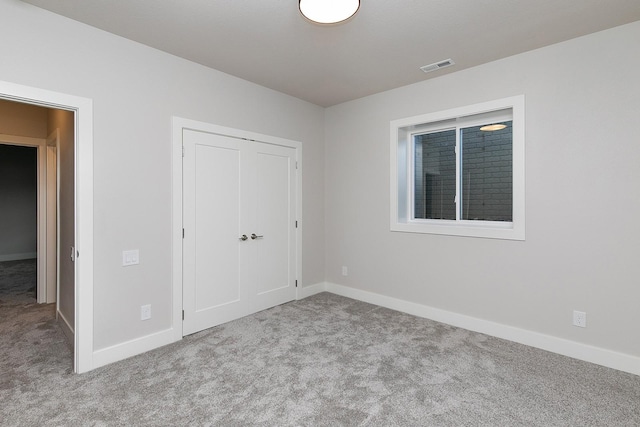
<box><xmin>341</xmin><ymin>266</ymin><xmax>348</xmax><ymax>276</ymax></box>
<box><xmin>141</xmin><ymin>304</ymin><xmax>151</xmax><ymax>320</ymax></box>
<box><xmin>122</xmin><ymin>249</ymin><xmax>140</xmax><ymax>266</ymax></box>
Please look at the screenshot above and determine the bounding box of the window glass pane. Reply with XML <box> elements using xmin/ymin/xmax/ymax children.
<box><xmin>414</xmin><ymin>130</ymin><xmax>456</xmax><ymax>220</ymax></box>
<box><xmin>460</xmin><ymin>121</ymin><xmax>512</xmax><ymax>221</ymax></box>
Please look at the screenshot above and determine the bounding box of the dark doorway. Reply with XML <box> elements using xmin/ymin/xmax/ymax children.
<box><xmin>0</xmin><ymin>144</ymin><xmax>38</xmax><ymax>301</ymax></box>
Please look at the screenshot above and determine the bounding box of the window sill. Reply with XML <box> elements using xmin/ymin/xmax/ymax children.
<box><xmin>391</xmin><ymin>220</ymin><xmax>524</xmax><ymax>240</ymax></box>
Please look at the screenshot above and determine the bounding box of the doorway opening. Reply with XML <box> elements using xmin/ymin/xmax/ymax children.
<box><xmin>0</xmin><ymin>80</ymin><xmax>94</xmax><ymax>373</ymax></box>
<box><xmin>0</xmin><ymin>144</ymin><xmax>38</xmax><ymax>301</ymax></box>
<box><xmin>0</xmin><ymin>98</ymin><xmax>74</xmax><ymax>356</ymax></box>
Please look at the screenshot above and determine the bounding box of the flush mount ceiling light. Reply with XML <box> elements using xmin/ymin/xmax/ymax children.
<box><xmin>480</xmin><ymin>124</ymin><xmax>507</xmax><ymax>132</ymax></box>
<box><xmin>299</xmin><ymin>0</ymin><xmax>360</xmax><ymax>24</ymax></box>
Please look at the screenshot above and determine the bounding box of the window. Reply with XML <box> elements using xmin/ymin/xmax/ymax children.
<box><xmin>390</xmin><ymin>96</ymin><xmax>524</xmax><ymax>240</ymax></box>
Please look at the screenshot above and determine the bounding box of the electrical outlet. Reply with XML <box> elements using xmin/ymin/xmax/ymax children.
<box><xmin>573</xmin><ymin>310</ymin><xmax>586</xmax><ymax>328</ymax></box>
<box><xmin>341</xmin><ymin>266</ymin><xmax>348</xmax><ymax>276</ymax></box>
<box><xmin>141</xmin><ymin>304</ymin><xmax>151</xmax><ymax>321</ymax></box>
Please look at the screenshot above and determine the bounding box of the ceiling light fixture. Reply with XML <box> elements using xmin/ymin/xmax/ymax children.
<box><xmin>480</xmin><ymin>124</ymin><xmax>507</xmax><ymax>132</ymax></box>
<box><xmin>299</xmin><ymin>0</ymin><xmax>360</xmax><ymax>24</ymax></box>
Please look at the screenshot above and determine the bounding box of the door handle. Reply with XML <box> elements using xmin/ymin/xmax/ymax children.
<box><xmin>239</xmin><ymin>234</ymin><xmax>248</xmax><ymax>241</ymax></box>
<box><xmin>251</xmin><ymin>233</ymin><xmax>264</xmax><ymax>240</ymax></box>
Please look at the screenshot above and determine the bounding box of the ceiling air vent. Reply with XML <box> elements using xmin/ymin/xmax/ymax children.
<box><xmin>420</xmin><ymin>59</ymin><xmax>455</xmax><ymax>74</ymax></box>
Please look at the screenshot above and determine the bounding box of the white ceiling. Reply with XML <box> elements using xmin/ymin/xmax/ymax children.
<box><xmin>22</xmin><ymin>0</ymin><xmax>640</xmax><ymax>107</ymax></box>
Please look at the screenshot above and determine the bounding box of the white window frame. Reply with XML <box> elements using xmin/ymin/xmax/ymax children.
<box><xmin>390</xmin><ymin>95</ymin><xmax>525</xmax><ymax>240</ymax></box>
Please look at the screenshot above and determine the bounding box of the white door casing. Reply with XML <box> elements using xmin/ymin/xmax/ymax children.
<box><xmin>180</xmin><ymin>123</ymin><xmax>300</xmax><ymax>336</ymax></box>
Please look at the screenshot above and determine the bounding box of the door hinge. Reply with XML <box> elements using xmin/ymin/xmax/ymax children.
<box><xmin>296</xmin><ymin>161</ymin><xmax>298</xmax><ymax>169</ymax></box>
<box><xmin>182</xmin><ymin>228</ymin><xmax>185</xmax><ymax>238</ymax></box>
<box><xmin>295</xmin><ymin>220</ymin><xmax>298</xmax><ymax>228</ymax></box>
<box><xmin>295</xmin><ymin>280</ymin><xmax>298</xmax><ymax>288</ymax></box>
<box><xmin>182</xmin><ymin>310</ymin><xmax>184</xmax><ymax>320</ymax></box>
<box><xmin>182</xmin><ymin>146</ymin><xmax>185</xmax><ymax>157</ymax></box>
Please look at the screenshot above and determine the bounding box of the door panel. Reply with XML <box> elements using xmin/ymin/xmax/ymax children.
<box><xmin>194</xmin><ymin>144</ymin><xmax>240</xmax><ymax>310</ymax></box>
<box><xmin>252</xmin><ymin>146</ymin><xmax>296</xmax><ymax>312</ymax></box>
<box><xmin>183</xmin><ymin>130</ymin><xmax>248</xmax><ymax>335</ymax></box>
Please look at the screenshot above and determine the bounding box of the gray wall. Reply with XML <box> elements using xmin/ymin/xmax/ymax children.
<box><xmin>0</xmin><ymin>144</ymin><xmax>37</xmax><ymax>261</ymax></box>
<box><xmin>0</xmin><ymin>1</ymin><xmax>326</xmax><ymax>351</ymax></box>
<box><xmin>325</xmin><ymin>21</ymin><xmax>640</xmax><ymax>358</ymax></box>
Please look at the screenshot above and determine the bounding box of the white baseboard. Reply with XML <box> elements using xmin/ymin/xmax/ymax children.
<box><xmin>57</xmin><ymin>310</ymin><xmax>74</xmax><ymax>348</ymax></box>
<box><xmin>325</xmin><ymin>282</ymin><xmax>640</xmax><ymax>376</ymax></box>
<box><xmin>87</xmin><ymin>282</ymin><xmax>640</xmax><ymax>376</ymax></box>
<box><xmin>93</xmin><ymin>284</ymin><xmax>325</xmax><ymax>371</ymax></box>
<box><xmin>92</xmin><ymin>328</ymin><xmax>177</xmax><ymax>370</ymax></box>
<box><xmin>0</xmin><ymin>252</ymin><xmax>37</xmax><ymax>262</ymax></box>
<box><xmin>297</xmin><ymin>282</ymin><xmax>327</xmax><ymax>299</ymax></box>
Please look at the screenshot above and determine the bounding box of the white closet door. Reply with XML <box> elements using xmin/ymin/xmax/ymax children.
<box><xmin>182</xmin><ymin>130</ymin><xmax>251</xmax><ymax>336</ymax></box>
<box><xmin>250</xmin><ymin>143</ymin><xmax>297</xmax><ymax>313</ymax></box>
<box><xmin>182</xmin><ymin>129</ymin><xmax>297</xmax><ymax>336</ymax></box>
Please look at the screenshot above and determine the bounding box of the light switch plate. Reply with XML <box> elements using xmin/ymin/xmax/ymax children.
<box><xmin>122</xmin><ymin>249</ymin><xmax>139</xmax><ymax>266</ymax></box>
